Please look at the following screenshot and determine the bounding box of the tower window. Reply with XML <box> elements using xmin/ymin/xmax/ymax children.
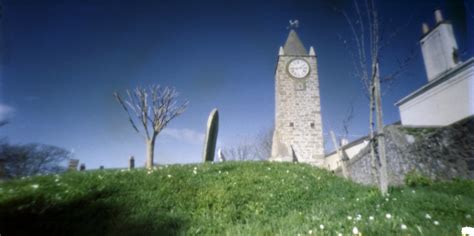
<box><xmin>289</xmin><ymin>122</ymin><xmax>294</xmax><ymax>127</ymax></box>
<box><xmin>310</xmin><ymin>123</ymin><xmax>315</xmax><ymax>128</ymax></box>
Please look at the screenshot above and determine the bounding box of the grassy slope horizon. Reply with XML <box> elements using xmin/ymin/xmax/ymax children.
<box><xmin>0</xmin><ymin>161</ymin><xmax>473</xmax><ymax>235</ymax></box>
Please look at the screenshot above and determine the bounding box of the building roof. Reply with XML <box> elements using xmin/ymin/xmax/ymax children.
<box><xmin>283</xmin><ymin>30</ymin><xmax>307</xmax><ymax>56</ymax></box>
<box><xmin>395</xmin><ymin>57</ymin><xmax>474</xmax><ymax>107</ymax></box>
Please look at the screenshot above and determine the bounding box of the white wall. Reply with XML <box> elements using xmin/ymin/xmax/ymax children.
<box><xmin>398</xmin><ymin>60</ymin><xmax>474</xmax><ymax>126</ymax></box>
<box><xmin>324</xmin><ymin>139</ymin><xmax>369</xmax><ymax>170</ymax></box>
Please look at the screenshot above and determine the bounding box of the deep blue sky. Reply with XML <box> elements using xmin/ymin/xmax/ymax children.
<box><xmin>1</xmin><ymin>0</ymin><xmax>472</xmax><ymax>169</ymax></box>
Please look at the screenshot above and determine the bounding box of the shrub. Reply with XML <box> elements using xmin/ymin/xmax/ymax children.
<box><xmin>404</xmin><ymin>169</ymin><xmax>432</xmax><ymax>187</ymax></box>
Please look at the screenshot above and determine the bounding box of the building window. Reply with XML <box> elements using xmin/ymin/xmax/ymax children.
<box><xmin>310</xmin><ymin>122</ymin><xmax>315</xmax><ymax>128</ymax></box>
<box><xmin>289</xmin><ymin>122</ymin><xmax>294</xmax><ymax>127</ymax></box>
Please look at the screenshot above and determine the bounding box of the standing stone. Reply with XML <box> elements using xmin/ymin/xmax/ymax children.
<box><xmin>99</xmin><ymin>166</ymin><xmax>104</xmax><ymax>170</ymax></box>
<box><xmin>202</xmin><ymin>109</ymin><xmax>219</xmax><ymax>162</ymax></box>
<box><xmin>270</xmin><ymin>29</ymin><xmax>324</xmax><ymax>166</ymax></box>
<box><xmin>129</xmin><ymin>156</ymin><xmax>135</xmax><ymax>169</ymax></box>
<box><xmin>217</xmin><ymin>148</ymin><xmax>225</xmax><ymax>162</ymax></box>
<box><xmin>79</xmin><ymin>163</ymin><xmax>86</xmax><ymax>171</ymax></box>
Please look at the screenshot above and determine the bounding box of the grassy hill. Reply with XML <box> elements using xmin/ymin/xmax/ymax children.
<box><xmin>0</xmin><ymin>161</ymin><xmax>473</xmax><ymax>235</ymax></box>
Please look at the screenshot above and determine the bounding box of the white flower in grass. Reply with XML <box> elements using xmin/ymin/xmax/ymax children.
<box><xmin>305</xmin><ymin>186</ymin><xmax>309</xmax><ymax>190</ymax></box>
<box><xmin>466</xmin><ymin>214</ymin><xmax>472</xmax><ymax>219</ymax></box>
<box><xmin>433</xmin><ymin>220</ymin><xmax>439</xmax><ymax>225</ymax></box>
<box><xmin>308</xmin><ymin>229</ymin><xmax>313</xmax><ymax>234</ymax></box>
<box><xmin>218</xmin><ymin>171</ymin><xmax>222</xmax><ymax>174</ymax></box>
<box><xmin>462</xmin><ymin>227</ymin><xmax>474</xmax><ymax>235</ymax></box>
<box><xmin>356</xmin><ymin>214</ymin><xmax>362</xmax><ymax>221</ymax></box>
<box><xmin>319</xmin><ymin>224</ymin><xmax>324</xmax><ymax>230</ymax></box>
<box><xmin>167</xmin><ymin>174</ymin><xmax>172</xmax><ymax>178</ymax></box>
<box><xmin>337</xmin><ymin>233</ymin><xmax>342</xmax><ymax>236</ymax></box>
<box><xmin>193</xmin><ymin>170</ymin><xmax>197</xmax><ymax>175</ymax></box>
<box><xmin>55</xmin><ymin>178</ymin><xmax>60</xmax><ymax>182</ymax></box>
<box><xmin>347</xmin><ymin>216</ymin><xmax>353</xmax><ymax>220</ymax></box>
<box><xmin>286</xmin><ymin>170</ymin><xmax>290</xmax><ymax>173</ymax></box>
<box><xmin>385</xmin><ymin>213</ymin><xmax>392</xmax><ymax>219</ymax></box>
<box><xmin>31</xmin><ymin>184</ymin><xmax>39</xmax><ymax>189</ymax></box>
<box><xmin>401</xmin><ymin>224</ymin><xmax>407</xmax><ymax>230</ymax></box>
<box><xmin>356</xmin><ymin>198</ymin><xmax>359</xmax><ymax>201</ymax></box>
<box><xmin>412</xmin><ymin>190</ymin><xmax>416</xmax><ymax>193</ymax></box>
<box><xmin>267</xmin><ymin>167</ymin><xmax>271</xmax><ymax>170</ymax></box>
<box><xmin>385</xmin><ymin>198</ymin><xmax>389</xmax><ymax>202</ymax></box>
<box><xmin>425</xmin><ymin>213</ymin><xmax>431</xmax><ymax>219</ymax></box>
<box><xmin>352</xmin><ymin>226</ymin><xmax>359</xmax><ymax>235</ymax></box>
<box><xmin>369</xmin><ymin>216</ymin><xmax>374</xmax><ymax>221</ymax></box>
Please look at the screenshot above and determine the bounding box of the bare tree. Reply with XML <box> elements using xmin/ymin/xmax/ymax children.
<box><xmin>254</xmin><ymin>128</ymin><xmax>273</xmax><ymax>160</ymax></box>
<box><xmin>114</xmin><ymin>85</ymin><xmax>188</xmax><ymax>169</ymax></box>
<box><xmin>0</xmin><ymin>142</ymin><xmax>71</xmax><ymax>178</ymax></box>
<box><xmin>341</xmin><ymin>101</ymin><xmax>355</xmax><ymax>142</ymax></box>
<box><xmin>223</xmin><ymin>128</ymin><xmax>273</xmax><ymax>161</ymax></box>
<box><xmin>338</xmin><ymin>0</ymin><xmax>395</xmax><ymax>195</ymax></box>
<box><xmin>222</xmin><ymin>142</ymin><xmax>254</xmax><ymax>161</ymax></box>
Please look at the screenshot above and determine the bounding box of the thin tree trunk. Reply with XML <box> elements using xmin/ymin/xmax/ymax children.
<box><xmin>146</xmin><ymin>136</ymin><xmax>155</xmax><ymax>169</ymax></box>
<box><xmin>374</xmin><ymin>63</ymin><xmax>388</xmax><ymax>195</ymax></box>
<box><xmin>369</xmin><ymin>84</ymin><xmax>378</xmax><ymax>185</ymax></box>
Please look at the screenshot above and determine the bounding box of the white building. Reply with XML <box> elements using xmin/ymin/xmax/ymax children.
<box><xmin>396</xmin><ymin>10</ymin><xmax>474</xmax><ymax>126</ymax></box>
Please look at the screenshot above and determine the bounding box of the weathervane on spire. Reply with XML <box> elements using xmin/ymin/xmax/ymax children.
<box><xmin>287</xmin><ymin>19</ymin><xmax>299</xmax><ymax>30</ymax></box>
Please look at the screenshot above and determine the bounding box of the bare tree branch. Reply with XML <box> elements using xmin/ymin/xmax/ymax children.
<box><xmin>114</xmin><ymin>85</ymin><xmax>188</xmax><ymax>169</ymax></box>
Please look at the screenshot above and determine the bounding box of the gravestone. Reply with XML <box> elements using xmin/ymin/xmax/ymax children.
<box><xmin>68</xmin><ymin>159</ymin><xmax>80</xmax><ymax>171</ymax></box>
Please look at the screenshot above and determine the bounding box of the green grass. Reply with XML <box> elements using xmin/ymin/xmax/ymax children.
<box><xmin>0</xmin><ymin>161</ymin><xmax>473</xmax><ymax>235</ymax></box>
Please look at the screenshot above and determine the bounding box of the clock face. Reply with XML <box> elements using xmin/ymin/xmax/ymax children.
<box><xmin>288</xmin><ymin>59</ymin><xmax>310</xmax><ymax>79</ymax></box>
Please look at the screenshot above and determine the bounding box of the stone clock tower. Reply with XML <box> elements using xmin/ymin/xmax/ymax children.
<box><xmin>270</xmin><ymin>29</ymin><xmax>324</xmax><ymax>166</ymax></box>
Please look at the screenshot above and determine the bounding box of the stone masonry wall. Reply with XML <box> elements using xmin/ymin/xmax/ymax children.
<box><xmin>335</xmin><ymin>116</ymin><xmax>474</xmax><ymax>186</ymax></box>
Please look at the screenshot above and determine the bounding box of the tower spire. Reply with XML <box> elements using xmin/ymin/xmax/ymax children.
<box><xmin>283</xmin><ymin>29</ymin><xmax>307</xmax><ymax>56</ymax></box>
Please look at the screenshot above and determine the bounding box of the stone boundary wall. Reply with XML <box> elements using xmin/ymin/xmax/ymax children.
<box><xmin>335</xmin><ymin>116</ymin><xmax>474</xmax><ymax>186</ymax></box>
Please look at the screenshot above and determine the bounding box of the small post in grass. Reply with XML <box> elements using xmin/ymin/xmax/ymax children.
<box><xmin>129</xmin><ymin>156</ymin><xmax>135</xmax><ymax>170</ymax></box>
